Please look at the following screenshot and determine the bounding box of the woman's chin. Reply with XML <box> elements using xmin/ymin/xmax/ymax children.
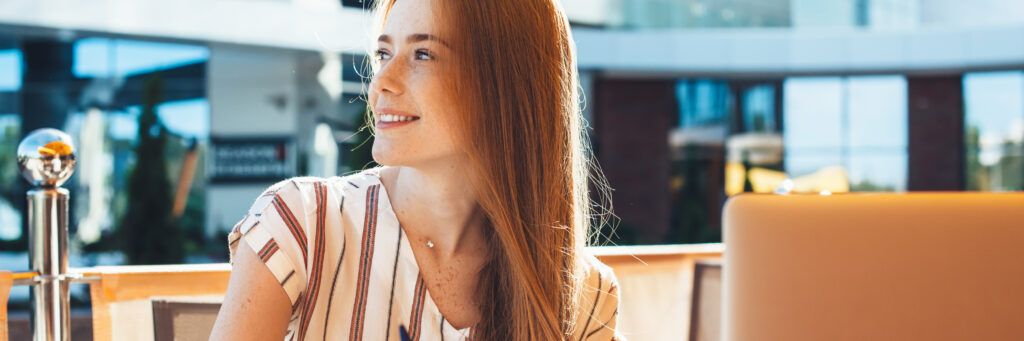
<box><xmin>371</xmin><ymin>142</ymin><xmax>412</xmax><ymax>167</ymax></box>
<box><xmin>372</xmin><ymin>139</ymin><xmax>461</xmax><ymax>169</ymax></box>
<box><xmin>371</xmin><ymin>146</ymin><xmax>396</xmax><ymax>166</ymax></box>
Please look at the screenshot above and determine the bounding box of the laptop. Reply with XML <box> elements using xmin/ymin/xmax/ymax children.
<box><xmin>723</xmin><ymin>193</ymin><xmax>1024</xmax><ymax>341</ymax></box>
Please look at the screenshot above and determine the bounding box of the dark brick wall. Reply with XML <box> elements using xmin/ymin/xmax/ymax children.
<box><xmin>907</xmin><ymin>75</ymin><xmax>965</xmax><ymax>191</ymax></box>
<box><xmin>593</xmin><ymin>78</ymin><xmax>676</xmax><ymax>243</ymax></box>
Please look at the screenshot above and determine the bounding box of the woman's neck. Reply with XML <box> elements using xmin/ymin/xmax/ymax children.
<box><xmin>384</xmin><ymin>163</ymin><xmax>486</xmax><ymax>259</ymax></box>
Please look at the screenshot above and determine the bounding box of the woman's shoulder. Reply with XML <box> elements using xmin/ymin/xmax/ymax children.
<box><xmin>234</xmin><ymin>169</ymin><xmax>384</xmax><ymax>243</ymax></box>
<box><xmin>227</xmin><ymin>170</ymin><xmax>387</xmax><ymax>301</ymax></box>
<box><xmin>582</xmin><ymin>252</ymin><xmax>619</xmax><ymax>293</ymax></box>
<box><xmin>254</xmin><ymin>168</ymin><xmax>383</xmax><ymax>207</ymax></box>
<box><xmin>581</xmin><ymin>254</ymin><xmax>620</xmax><ymax>313</ymax></box>
<box><xmin>574</xmin><ymin>252</ymin><xmax>621</xmax><ymax>340</ymax></box>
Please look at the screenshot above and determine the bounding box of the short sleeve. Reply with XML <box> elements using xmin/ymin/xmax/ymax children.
<box><xmin>577</xmin><ymin>256</ymin><xmax>622</xmax><ymax>340</ymax></box>
<box><xmin>227</xmin><ymin>178</ymin><xmax>320</xmax><ymax>308</ymax></box>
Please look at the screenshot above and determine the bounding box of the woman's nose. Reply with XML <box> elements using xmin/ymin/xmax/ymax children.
<box><xmin>370</xmin><ymin>59</ymin><xmax>406</xmax><ymax>97</ymax></box>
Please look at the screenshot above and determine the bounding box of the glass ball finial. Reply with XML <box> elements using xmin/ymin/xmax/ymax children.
<box><xmin>17</xmin><ymin>128</ymin><xmax>77</xmax><ymax>188</ymax></box>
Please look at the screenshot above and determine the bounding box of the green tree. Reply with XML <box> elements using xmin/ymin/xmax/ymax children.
<box><xmin>118</xmin><ymin>77</ymin><xmax>184</xmax><ymax>264</ymax></box>
<box><xmin>0</xmin><ymin>125</ymin><xmax>25</xmax><ymax>251</ymax></box>
<box><xmin>965</xmin><ymin>125</ymin><xmax>985</xmax><ymax>190</ymax></box>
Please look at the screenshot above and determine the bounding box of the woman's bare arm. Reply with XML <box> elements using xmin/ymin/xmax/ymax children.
<box><xmin>210</xmin><ymin>242</ymin><xmax>292</xmax><ymax>340</ymax></box>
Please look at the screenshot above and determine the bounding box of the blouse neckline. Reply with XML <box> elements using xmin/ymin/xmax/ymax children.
<box><xmin>365</xmin><ymin>167</ymin><xmax>475</xmax><ymax>336</ymax></box>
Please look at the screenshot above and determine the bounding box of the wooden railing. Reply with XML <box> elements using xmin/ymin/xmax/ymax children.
<box><xmin>1</xmin><ymin>244</ymin><xmax>723</xmax><ymax>341</ymax></box>
<box><xmin>1</xmin><ymin>271</ymin><xmax>9</xmax><ymax>341</ymax></box>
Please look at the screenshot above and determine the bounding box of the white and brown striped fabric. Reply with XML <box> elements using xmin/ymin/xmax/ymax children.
<box><xmin>227</xmin><ymin>168</ymin><xmax>621</xmax><ymax>340</ymax></box>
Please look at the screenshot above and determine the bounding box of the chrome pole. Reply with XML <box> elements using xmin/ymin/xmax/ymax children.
<box><xmin>18</xmin><ymin>128</ymin><xmax>77</xmax><ymax>341</ymax></box>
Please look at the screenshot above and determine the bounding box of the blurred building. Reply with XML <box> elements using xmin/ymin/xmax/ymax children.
<box><xmin>567</xmin><ymin>0</ymin><xmax>1024</xmax><ymax>243</ymax></box>
<box><xmin>0</xmin><ymin>0</ymin><xmax>1021</xmax><ymax>256</ymax></box>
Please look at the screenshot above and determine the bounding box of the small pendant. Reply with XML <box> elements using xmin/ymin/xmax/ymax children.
<box><xmin>426</xmin><ymin>240</ymin><xmax>435</xmax><ymax>248</ymax></box>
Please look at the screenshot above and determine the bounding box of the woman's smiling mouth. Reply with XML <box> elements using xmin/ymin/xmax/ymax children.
<box><xmin>375</xmin><ymin>109</ymin><xmax>421</xmax><ymax>129</ymax></box>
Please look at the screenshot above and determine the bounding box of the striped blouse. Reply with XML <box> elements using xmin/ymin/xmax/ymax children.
<box><xmin>227</xmin><ymin>168</ymin><xmax>621</xmax><ymax>340</ymax></box>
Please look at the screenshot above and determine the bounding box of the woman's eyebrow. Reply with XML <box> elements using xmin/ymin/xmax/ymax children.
<box><xmin>377</xmin><ymin>34</ymin><xmax>451</xmax><ymax>49</ymax></box>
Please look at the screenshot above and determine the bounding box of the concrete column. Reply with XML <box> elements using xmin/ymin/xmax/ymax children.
<box><xmin>205</xmin><ymin>44</ymin><xmax>300</xmax><ymax>237</ymax></box>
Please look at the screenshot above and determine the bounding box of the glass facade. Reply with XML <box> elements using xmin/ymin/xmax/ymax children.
<box><xmin>620</xmin><ymin>0</ymin><xmax>792</xmax><ymax>29</ymax></box>
<box><xmin>0</xmin><ymin>37</ymin><xmax>214</xmax><ymax>260</ymax></box>
<box><xmin>658</xmin><ymin>70</ymin><xmax>1024</xmax><ymax>245</ymax></box>
<box><xmin>575</xmin><ymin>0</ymin><xmax>1022</xmax><ymax>29</ymax></box>
<box><xmin>0</xmin><ymin>32</ymin><xmax>374</xmax><ymax>262</ymax></box>
<box><xmin>0</xmin><ymin>33</ymin><xmax>372</xmax><ymax>304</ymax></box>
<box><xmin>666</xmin><ymin>74</ymin><xmax>911</xmax><ymax>244</ymax></box>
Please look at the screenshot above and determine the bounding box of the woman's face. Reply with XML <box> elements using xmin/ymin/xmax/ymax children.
<box><xmin>368</xmin><ymin>0</ymin><xmax>462</xmax><ymax>168</ymax></box>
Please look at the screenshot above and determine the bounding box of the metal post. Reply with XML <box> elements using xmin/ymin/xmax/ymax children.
<box><xmin>17</xmin><ymin>128</ymin><xmax>77</xmax><ymax>341</ymax></box>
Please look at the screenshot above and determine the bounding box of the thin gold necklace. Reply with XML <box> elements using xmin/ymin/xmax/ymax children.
<box><xmin>395</xmin><ymin>167</ymin><xmax>435</xmax><ymax>249</ymax></box>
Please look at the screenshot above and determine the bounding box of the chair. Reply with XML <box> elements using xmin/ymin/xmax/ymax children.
<box><xmin>593</xmin><ymin>244</ymin><xmax>724</xmax><ymax>340</ymax></box>
<box><xmin>152</xmin><ymin>298</ymin><xmax>223</xmax><ymax>341</ymax></box>
<box><xmin>83</xmin><ymin>264</ymin><xmax>230</xmax><ymax>341</ymax></box>
<box><xmin>689</xmin><ymin>261</ymin><xmax>722</xmax><ymax>341</ymax></box>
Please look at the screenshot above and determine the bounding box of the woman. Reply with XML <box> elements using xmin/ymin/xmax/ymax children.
<box><xmin>210</xmin><ymin>0</ymin><xmax>620</xmax><ymax>339</ymax></box>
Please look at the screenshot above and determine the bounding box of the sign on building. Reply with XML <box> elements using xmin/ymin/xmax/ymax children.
<box><xmin>209</xmin><ymin>137</ymin><xmax>293</xmax><ymax>183</ymax></box>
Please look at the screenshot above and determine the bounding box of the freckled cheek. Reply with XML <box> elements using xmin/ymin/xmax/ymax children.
<box><xmin>406</xmin><ymin>74</ymin><xmax>448</xmax><ymax>110</ymax></box>
<box><xmin>407</xmin><ymin>71</ymin><xmax>440</xmax><ymax>90</ymax></box>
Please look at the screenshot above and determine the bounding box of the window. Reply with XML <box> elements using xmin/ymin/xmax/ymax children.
<box><xmin>0</xmin><ymin>48</ymin><xmax>20</xmax><ymax>243</ymax></box>
<box><xmin>668</xmin><ymin>79</ymin><xmax>783</xmax><ymax>243</ymax></box>
<box><xmin>784</xmin><ymin>75</ymin><xmax>907</xmax><ymax>191</ymax></box>
<box><xmin>0</xmin><ymin>49</ymin><xmax>21</xmax><ymax>91</ymax></box>
<box><xmin>73</xmin><ymin>38</ymin><xmax>208</xmax><ymax>78</ymax></box>
<box><xmin>964</xmin><ymin>71</ymin><xmax>1024</xmax><ymax>191</ymax></box>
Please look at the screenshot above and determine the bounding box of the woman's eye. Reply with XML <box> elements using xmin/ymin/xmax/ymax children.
<box><xmin>414</xmin><ymin>49</ymin><xmax>433</xmax><ymax>61</ymax></box>
<box><xmin>374</xmin><ymin>49</ymin><xmax>392</xmax><ymax>61</ymax></box>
